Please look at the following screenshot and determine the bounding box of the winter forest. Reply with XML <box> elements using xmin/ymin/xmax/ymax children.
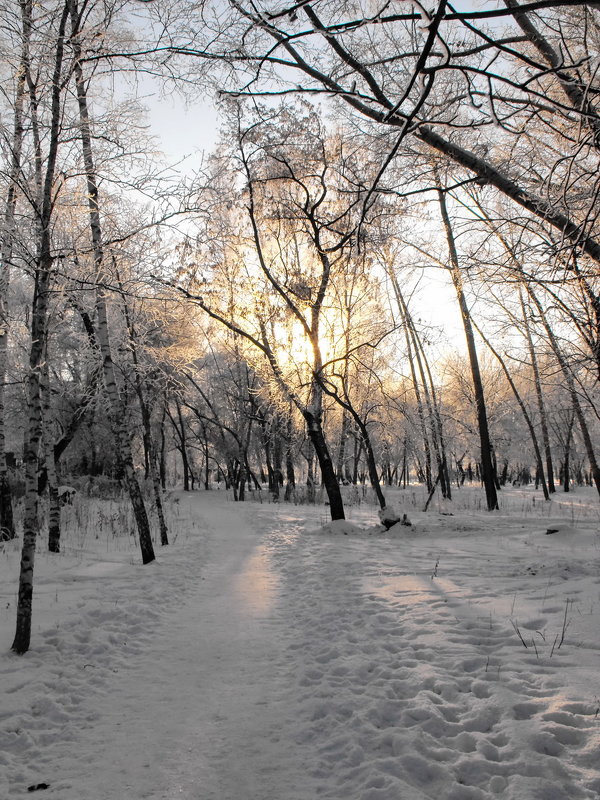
<box><xmin>2</xmin><ymin>1</ymin><xmax>600</xmax><ymax>798</ymax></box>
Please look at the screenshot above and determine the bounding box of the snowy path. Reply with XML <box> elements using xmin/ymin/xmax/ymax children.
<box><xmin>2</xmin><ymin>492</ymin><xmax>599</xmax><ymax>799</ymax></box>
<box><xmin>30</xmin><ymin>495</ymin><xmax>310</xmax><ymax>800</ymax></box>
<box><xmin>261</xmin><ymin>509</ymin><xmax>600</xmax><ymax>800</ymax></box>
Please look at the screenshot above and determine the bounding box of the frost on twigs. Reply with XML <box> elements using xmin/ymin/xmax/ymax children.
<box><xmin>378</xmin><ymin>506</ymin><xmax>412</xmax><ymax>530</ymax></box>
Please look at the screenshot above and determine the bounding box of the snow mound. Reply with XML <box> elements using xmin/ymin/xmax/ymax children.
<box><xmin>314</xmin><ymin>519</ymin><xmax>365</xmax><ymax>536</ymax></box>
<box><xmin>385</xmin><ymin>517</ymin><xmax>415</xmax><ymax>534</ymax></box>
<box><xmin>378</xmin><ymin>505</ymin><xmax>412</xmax><ymax>530</ymax></box>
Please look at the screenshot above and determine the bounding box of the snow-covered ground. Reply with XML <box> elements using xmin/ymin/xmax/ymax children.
<box><xmin>1</xmin><ymin>486</ymin><xmax>599</xmax><ymax>799</ymax></box>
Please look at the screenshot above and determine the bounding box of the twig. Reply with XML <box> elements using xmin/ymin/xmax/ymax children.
<box><xmin>511</xmin><ymin>619</ymin><xmax>528</xmax><ymax>648</ymax></box>
<box><xmin>531</xmin><ymin>636</ymin><xmax>539</xmax><ymax>658</ymax></box>
<box><xmin>558</xmin><ymin>598</ymin><xmax>572</xmax><ymax>649</ymax></box>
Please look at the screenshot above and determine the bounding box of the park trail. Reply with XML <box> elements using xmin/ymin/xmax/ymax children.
<box><xmin>2</xmin><ymin>491</ymin><xmax>599</xmax><ymax>799</ymax></box>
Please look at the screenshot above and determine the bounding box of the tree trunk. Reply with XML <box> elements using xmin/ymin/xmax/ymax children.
<box><xmin>527</xmin><ymin>285</ymin><xmax>600</xmax><ymax>498</ymax></box>
<box><xmin>237</xmin><ymin>461</ymin><xmax>246</xmax><ymax>501</ymax></box>
<box><xmin>395</xmin><ymin>281</ymin><xmax>451</xmax><ymax>499</ymax></box>
<box><xmin>200</xmin><ymin>421</ymin><xmax>211</xmax><ymax>490</ymax></box>
<box><xmin>0</xmin><ymin>0</ymin><xmax>28</xmax><ymax>542</ymax></box>
<box><xmin>149</xmin><ymin>437</ymin><xmax>168</xmax><ymax>546</ymax></box>
<box><xmin>475</xmin><ymin>322</ymin><xmax>549</xmax><ymax>500</ymax></box>
<box><xmin>406</xmin><ymin>322</ymin><xmax>433</xmax><ymax>491</ymax></box>
<box><xmin>42</xmin><ymin>355</ymin><xmax>62</xmax><ymax>552</ymax></box>
<box><xmin>69</xmin><ymin>2</ymin><xmax>155</xmax><ymax>564</ymax></box>
<box><xmin>257</xmin><ymin>411</ymin><xmax>276</xmax><ymax>494</ymax></box>
<box><xmin>265</xmin><ymin>436</ymin><xmax>275</xmax><ymax>494</ymax></box>
<box><xmin>284</xmin><ymin>406</ymin><xmax>296</xmax><ymax>501</ymax></box>
<box><xmin>12</xmin><ymin>0</ymin><xmax>70</xmax><ymax>655</ymax></box>
<box><xmin>318</xmin><ymin>379</ymin><xmax>387</xmax><ymax>510</ymax></box>
<box><xmin>436</xmin><ymin>180</ymin><xmax>498</xmax><ymax>511</ymax></box>
<box><xmin>272</xmin><ymin>429</ymin><xmax>283</xmax><ymax>499</ymax></box>
<box><xmin>356</xmin><ymin>418</ymin><xmax>386</xmax><ymax>509</ymax></box>
<box><xmin>141</xmin><ymin>401</ymin><xmax>169</xmax><ymax>546</ymax></box>
<box><xmin>336</xmin><ymin>410</ymin><xmax>351</xmax><ymax>481</ymax></box>
<box><xmin>13</xmin><ymin>287</ymin><xmax>47</xmax><ymax>651</ymax></box>
<box><xmin>352</xmin><ymin>429</ymin><xmax>363</xmax><ymax>486</ymax></box>
<box><xmin>519</xmin><ymin>288</ymin><xmax>555</xmax><ymax>493</ymax></box>
<box><xmin>175</xmin><ymin>400</ymin><xmax>191</xmax><ymax>491</ymax></box>
<box><xmin>118</xmin><ymin>280</ymin><xmax>169</xmax><ymax>545</ymax></box>
<box><xmin>159</xmin><ymin>403</ymin><xmax>167</xmax><ymax>490</ymax></box>
<box><xmin>563</xmin><ymin>411</ymin><xmax>574</xmax><ymax>493</ymax></box>
<box><xmin>304</xmin><ymin>408</ymin><xmax>345</xmax><ymax>519</ymax></box>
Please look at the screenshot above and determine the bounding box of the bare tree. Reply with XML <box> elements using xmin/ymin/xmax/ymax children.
<box><xmin>473</xmin><ymin>321</ymin><xmax>549</xmax><ymax>501</ymax></box>
<box><xmin>12</xmin><ymin>0</ymin><xmax>71</xmax><ymax>655</ymax></box>
<box><xmin>174</xmin><ymin>105</ymin><xmax>392</xmax><ymax>518</ymax></box>
<box><xmin>118</xmin><ymin>274</ymin><xmax>169</xmax><ymax>546</ymax></box>
<box><xmin>69</xmin><ymin>0</ymin><xmax>155</xmax><ymax>564</ymax></box>
<box><xmin>136</xmin><ymin>1</ymin><xmax>600</xmax><ymax>273</ymax></box>
<box><xmin>434</xmin><ymin>179</ymin><xmax>498</xmax><ymax>510</ymax></box>
<box><xmin>0</xmin><ymin>0</ymin><xmax>29</xmax><ymax>542</ymax></box>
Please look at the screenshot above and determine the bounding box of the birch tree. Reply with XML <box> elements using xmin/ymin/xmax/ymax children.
<box><xmin>68</xmin><ymin>0</ymin><xmax>155</xmax><ymax>563</ymax></box>
<box><xmin>12</xmin><ymin>0</ymin><xmax>71</xmax><ymax>654</ymax></box>
<box><xmin>0</xmin><ymin>0</ymin><xmax>30</xmax><ymax>542</ymax></box>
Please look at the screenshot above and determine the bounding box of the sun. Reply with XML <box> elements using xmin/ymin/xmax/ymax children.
<box><xmin>271</xmin><ymin>318</ymin><xmax>338</xmax><ymax>373</ymax></box>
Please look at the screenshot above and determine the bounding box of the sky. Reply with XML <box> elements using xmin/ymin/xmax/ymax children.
<box><xmin>123</xmin><ymin>9</ymin><xmax>480</xmax><ymax>357</ymax></box>
<box><xmin>144</xmin><ymin>86</ymin><xmax>221</xmax><ymax>171</ymax></box>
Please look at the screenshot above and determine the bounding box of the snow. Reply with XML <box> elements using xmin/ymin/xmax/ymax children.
<box><xmin>1</xmin><ymin>487</ymin><xmax>600</xmax><ymax>799</ymax></box>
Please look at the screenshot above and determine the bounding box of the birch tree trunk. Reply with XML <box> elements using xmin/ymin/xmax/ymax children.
<box><xmin>69</xmin><ymin>0</ymin><xmax>155</xmax><ymax>564</ymax></box>
<box><xmin>0</xmin><ymin>1</ymin><xmax>29</xmax><ymax>541</ymax></box>
<box><xmin>42</xmin><ymin>351</ymin><xmax>62</xmax><ymax>552</ymax></box>
<box><xmin>119</xmin><ymin>285</ymin><xmax>168</xmax><ymax>546</ymax></box>
<box><xmin>336</xmin><ymin>410</ymin><xmax>350</xmax><ymax>481</ymax></box>
<box><xmin>159</xmin><ymin>402</ymin><xmax>167</xmax><ymax>489</ymax></box>
<box><xmin>13</xmin><ymin>255</ymin><xmax>51</xmax><ymax>652</ymax></box>
<box><xmin>404</xmin><ymin>319</ymin><xmax>433</xmax><ymax>491</ymax></box>
<box><xmin>272</xmin><ymin>422</ymin><xmax>283</xmax><ymax>499</ymax></box>
<box><xmin>12</xmin><ymin>0</ymin><xmax>70</xmax><ymax>654</ymax></box>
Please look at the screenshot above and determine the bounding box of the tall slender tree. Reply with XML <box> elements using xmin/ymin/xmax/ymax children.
<box><xmin>69</xmin><ymin>0</ymin><xmax>155</xmax><ymax>563</ymax></box>
<box><xmin>12</xmin><ymin>0</ymin><xmax>71</xmax><ymax>654</ymax></box>
<box><xmin>0</xmin><ymin>0</ymin><xmax>30</xmax><ymax>542</ymax></box>
<box><xmin>435</xmin><ymin>176</ymin><xmax>499</xmax><ymax>511</ymax></box>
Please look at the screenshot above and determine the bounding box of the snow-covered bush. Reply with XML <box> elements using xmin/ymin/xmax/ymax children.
<box><xmin>378</xmin><ymin>505</ymin><xmax>412</xmax><ymax>530</ymax></box>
